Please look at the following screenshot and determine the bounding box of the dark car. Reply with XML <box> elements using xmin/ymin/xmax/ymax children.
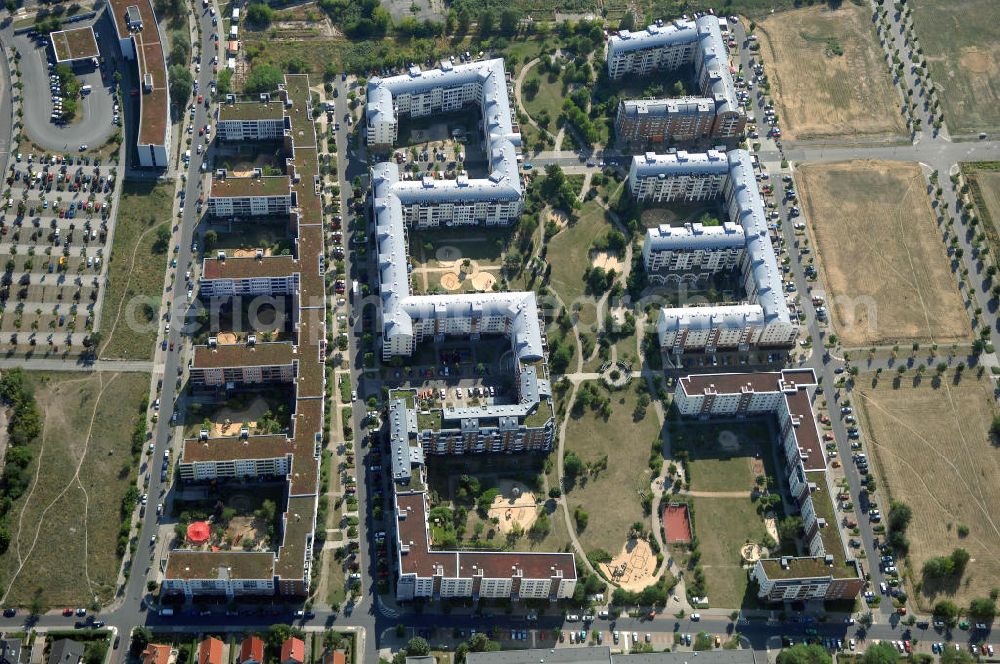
<box><xmin>2</xmin><ymin>608</ymin><xmax>15</xmax><ymax>617</ymax></box>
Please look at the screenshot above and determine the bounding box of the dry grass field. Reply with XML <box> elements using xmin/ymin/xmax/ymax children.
<box><xmin>757</xmin><ymin>4</ymin><xmax>905</xmax><ymax>142</ymax></box>
<box><xmin>963</xmin><ymin>163</ymin><xmax>1000</xmax><ymax>259</ymax></box>
<box><xmin>797</xmin><ymin>160</ymin><xmax>970</xmax><ymax>347</ymax></box>
<box><xmin>0</xmin><ymin>371</ymin><xmax>149</xmax><ymax>607</ymax></box>
<box><xmin>909</xmin><ymin>0</ymin><xmax>1000</xmax><ymax>135</ymax></box>
<box><xmin>856</xmin><ymin>371</ymin><xmax>1000</xmax><ymax>608</ymax></box>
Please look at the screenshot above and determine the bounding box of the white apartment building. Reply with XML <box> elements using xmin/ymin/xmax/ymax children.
<box><xmin>631</xmin><ymin>149</ymin><xmax>797</xmax><ymax>354</ymax></box>
<box><xmin>217</xmin><ymin>99</ymin><xmax>288</xmax><ymax>142</ymax></box>
<box><xmin>208</xmin><ymin>174</ymin><xmax>294</xmax><ymax>217</ymax></box>
<box><xmin>607</xmin><ymin>16</ymin><xmax>745</xmax><ymax>143</ymax></box>
<box><xmin>643</xmin><ymin>222</ymin><xmax>744</xmax><ymax>284</ymax></box>
<box><xmin>198</xmin><ymin>254</ymin><xmax>299</xmax><ymax>298</ymax></box>
<box><xmin>163</xmin><ymin>551</ymin><xmax>277</xmax><ymax>598</ymax></box>
<box><xmin>606</xmin><ymin>20</ymin><xmax>700</xmax><ymax>79</ymax></box>
<box><xmin>628</xmin><ymin>150</ymin><xmax>729</xmax><ymax>202</ymax></box>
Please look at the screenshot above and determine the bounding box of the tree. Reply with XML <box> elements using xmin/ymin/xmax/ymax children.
<box><xmin>776</xmin><ymin>644</ymin><xmax>832</xmax><ymax>664</ymax></box>
<box><xmin>478</xmin><ymin>9</ymin><xmax>495</xmax><ymax>36</ymax></box>
<box><xmin>246</xmin><ymin>3</ymin><xmax>274</xmax><ymax>27</ymax></box>
<box><xmin>522</xmin><ymin>77</ymin><xmax>540</xmax><ymax>100</ymax></box>
<box><xmin>564</xmin><ymin>451</ymin><xmax>584</xmax><ymax>479</ymax></box>
<box><xmin>169</xmin><ymin>29</ymin><xmax>191</xmax><ymax>66</ymax></box>
<box><xmin>499</xmin><ymin>8</ymin><xmax>519</xmax><ymax>34</ymax></box>
<box><xmin>202</xmin><ymin>230</ymin><xmax>219</xmax><ymax>250</ymax></box>
<box><xmin>405</xmin><ymin>637</ymin><xmax>430</xmax><ymax>656</ymax></box>
<box><xmin>940</xmin><ymin>648</ymin><xmax>975</xmax><ymax>664</ymax></box>
<box><xmin>245</xmin><ymin>64</ymin><xmax>284</xmax><ymax>94</ymax></box>
<box><xmin>933</xmin><ymin>600</ymin><xmax>960</xmax><ymax>626</ymax></box>
<box><xmin>968</xmin><ymin>597</ymin><xmax>997</xmax><ymax>620</ymax></box>
<box><xmin>168</xmin><ymin>64</ymin><xmax>193</xmax><ymax>103</ymax></box>
<box><xmin>860</xmin><ymin>641</ymin><xmax>899</xmax><ymax>664</ymax></box>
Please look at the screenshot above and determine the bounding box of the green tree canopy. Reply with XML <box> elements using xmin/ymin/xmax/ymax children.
<box><xmin>776</xmin><ymin>644</ymin><xmax>833</xmax><ymax>664</ymax></box>
<box><xmin>245</xmin><ymin>64</ymin><xmax>284</xmax><ymax>94</ymax></box>
<box><xmin>860</xmin><ymin>642</ymin><xmax>899</xmax><ymax>664</ymax></box>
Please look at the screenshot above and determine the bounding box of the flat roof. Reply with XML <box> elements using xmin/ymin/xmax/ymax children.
<box><xmin>219</xmin><ymin>100</ymin><xmax>286</xmax><ymax>122</ymax></box>
<box><xmin>192</xmin><ymin>342</ymin><xmax>295</xmax><ymax>369</ymax></box>
<box><xmin>395</xmin><ymin>492</ymin><xmax>576</xmax><ymax>583</ymax></box>
<box><xmin>680</xmin><ymin>369</ymin><xmax>816</xmax><ymax>396</ymax></box>
<box><xmin>169</xmin><ymin>76</ymin><xmax>326</xmax><ymax>590</ymax></box>
<box><xmin>107</xmin><ymin>0</ymin><xmax>168</xmax><ymax>149</ymax></box>
<box><xmin>50</xmin><ymin>27</ymin><xmax>98</xmax><ymax>62</ymax></box>
<box><xmin>202</xmin><ymin>254</ymin><xmax>297</xmax><ymax>280</ymax></box>
<box><xmin>274</xmin><ymin>495</ymin><xmax>317</xmax><ymax>578</ymax></box>
<box><xmin>211</xmin><ymin>175</ymin><xmax>291</xmax><ymax>199</ymax></box>
<box><xmin>165</xmin><ymin>550</ymin><xmax>275</xmax><ymax>580</ymax></box>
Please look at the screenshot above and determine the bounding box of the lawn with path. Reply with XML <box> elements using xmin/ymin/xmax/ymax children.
<box><xmin>98</xmin><ymin>180</ymin><xmax>173</xmax><ymax>360</ymax></box>
<box><xmin>689</xmin><ymin>495</ymin><xmax>767</xmax><ymax>608</ymax></box>
<box><xmin>0</xmin><ymin>370</ymin><xmax>149</xmax><ymax>607</ymax></box>
<box><xmin>563</xmin><ymin>382</ymin><xmax>661</xmax><ymax>556</ymax></box>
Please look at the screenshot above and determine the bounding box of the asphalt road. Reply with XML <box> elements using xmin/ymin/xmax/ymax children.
<box><xmin>0</xmin><ymin>3</ymin><xmax>998</xmax><ymax>661</ymax></box>
<box><xmin>14</xmin><ymin>19</ymin><xmax>117</xmax><ymax>152</ymax></box>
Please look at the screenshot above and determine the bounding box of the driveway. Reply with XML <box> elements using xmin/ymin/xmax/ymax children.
<box><xmin>15</xmin><ymin>26</ymin><xmax>115</xmax><ymax>152</ymax></box>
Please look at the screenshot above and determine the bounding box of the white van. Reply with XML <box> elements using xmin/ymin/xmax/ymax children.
<box><xmin>80</xmin><ymin>85</ymin><xmax>92</xmax><ymax>94</ymax></box>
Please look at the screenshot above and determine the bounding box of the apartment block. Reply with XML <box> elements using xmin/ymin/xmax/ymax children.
<box><xmin>608</xmin><ymin>16</ymin><xmax>745</xmax><ymax>145</ymax></box>
<box><xmin>394</xmin><ymin>492</ymin><xmax>576</xmax><ymax>602</ymax></box>
<box><xmin>615</xmin><ymin>97</ymin><xmax>717</xmax><ymax>145</ymax></box>
<box><xmin>217</xmin><ymin>97</ymin><xmax>288</xmax><ymax>141</ymax></box>
<box><xmin>643</xmin><ymin>222</ymin><xmax>744</xmax><ymax>284</ymax></box>
<box><xmin>163</xmin><ymin>76</ymin><xmax>325</xmax><ymax>600</ymax></box>
<box><xmin>208</xmin><ymin>173</ymin><xmax>295</xmax><ymax>217</ymax></box>
<box><xmin>628</xmin><ymin>150</ymin><xmax>729</xmax><ymax>203</ymax></box>
<box><xmin>674</xmin><ymin>370</ymin><xmax>864</xmax><ymax>602</ymax></box>
<box><xmin>631</xmin><ymin>149</ymin><xmax>796</xmax><ymax>353</ymax></box>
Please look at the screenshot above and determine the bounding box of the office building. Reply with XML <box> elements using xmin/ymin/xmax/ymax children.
<box><xmin>106</xmin><ymin>0</ymin><xmax>170</xmax><ymax>168</ymax></box>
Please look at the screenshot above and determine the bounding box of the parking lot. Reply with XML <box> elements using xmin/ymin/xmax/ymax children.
<box><xmin>15</xmin><ymin>24</ymin><xmax>118</xmax><ymax>153</ymax></box>
<box><xmin>0</xmin><ymin>151</ymin><xmax>117</xmax><ymax>351</ymax></box>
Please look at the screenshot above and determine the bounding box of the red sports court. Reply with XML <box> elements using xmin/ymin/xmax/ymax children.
<box><xmin>662</xmin><ymin>503</ymin><xmax>692</xmax><ymax>544</ymax></box>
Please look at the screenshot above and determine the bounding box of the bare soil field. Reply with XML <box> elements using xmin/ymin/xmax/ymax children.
<box><xmin>797</xmin><ymin>160</ymin><xmax>970</xmax><ymax>347</ymax></box>
<box><xmin>910</xmin><ymin>0</ymin><xmax>1000</xmax><ymax>135</ymax></box>
<box><xmin>757</xmin><ymin>4</ymin><xmax>906</xmax><ymax>142</ymax></box>
<box><xmin>856</xmin><ymin>371</ymin><xmax>1000</xmax><ymax>608</ymax></box>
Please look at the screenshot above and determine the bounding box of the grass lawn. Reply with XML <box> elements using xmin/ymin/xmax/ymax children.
<box><xmin>324</xmin><ymin>550</ymin><xmax>347</xmax><ymax>608</ymax></box>
<box><xmin>209</xmin><ymin>219</ymin><xmax>293</xmax><ymax>255</ymax></box>
<box><xmin>98</xmin><ymin>180</ymin><xmax>173</xmax><ymax>361</ymax></box>
<box><xmin>672</xmin><ymin>420</ymin><xmax>771</xmax><ymax>494</ymax></box>
<box><xmin>564</xmin><ymin>382</ymin><xmax>661</xmax><ymax>555</ymax></box>
<box><xmin>0</xmin><ymin>371</ymin><xmax>149</xmax><ymax>607</ymax></box>
<box><xmin>522</xmin><ymin>68</ymin><xmax>565</xmax><ymax>134</ymax></box>
<box><xmin>910</xmin><ymin>0</ymin><xmax>1000</xmax><ymax>135</ymax></box>
<box><xmin>689</xmin><ymin>496</ymin><xmax>766</xmax><ymax>608</ymax></box>
<box><xmin>547</xmin><ymin>200</ymin><xmax>612</xmax><ymax>327</ymax></box>
<box><xmin>409</xmin><ymin>227</ymin><xmax>508</xmax><ymax>266</ymax></box>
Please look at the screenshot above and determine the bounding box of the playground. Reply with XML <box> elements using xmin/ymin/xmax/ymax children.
<box><xmin>599</xmin><ymin>538</ymin><xmax>658</xmax><ymax>592</ymax></box>
<box><xmin>486</xmin><ymin>480</ymin><xmax>539</xmax><ymax>535</ymax></box>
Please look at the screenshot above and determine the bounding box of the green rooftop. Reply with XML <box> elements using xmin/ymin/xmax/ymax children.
<box><xmin>416</xmin><ymin>409</ymin><xmax>442</xmax><ymax>432</ymax></box>
<box><xmin>523</xmin><ymin>398</ymin><xmax>554</xmax><ymax>429</ymax></box>
<box><xmin>219</xmin><ymin>100</ymin><xmax>285</xmax><ymax>122</ymax></box>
